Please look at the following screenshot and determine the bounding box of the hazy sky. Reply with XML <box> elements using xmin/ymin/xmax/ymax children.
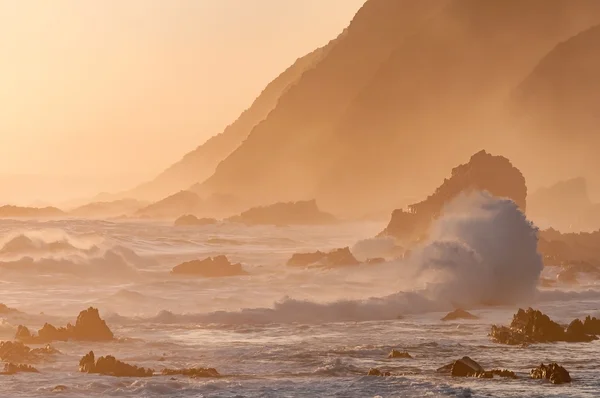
<box><xmin>0</xmin><ymin>0</ymin><xmax>365</xmax><ymax>203</ymax></box>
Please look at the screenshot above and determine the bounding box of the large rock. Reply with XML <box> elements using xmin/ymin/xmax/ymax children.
<box><xmin>171</xmin><ymin>255</ymin><xmax>248</xmax><ymax>277</ymax></box>
<box><xmin>174</xmin><ymin>215</ymin><xmax>218</xmax><ymax>227</ymax></box>
<box><xmin>15</xmin><ymin>307</ymin><xmax>114</xmax><ymax>344</ymax></box>
<box><xmin>379</xmin><ymin>151</ymin><xmax>527</xmax><ymax>241</ymax></box>
<box><xmin>538</xmin><ymin>229</ymin><xmax>600</xmax><ymax>267</ymax></box>
<box><xmin>79</xmin><ymin>351</ymin><xmax>154</xmax><ymax>377</ymax></box>
<box><xmin>286</xmin><ymin>247</ymin><xmax>359</xmax><ymax>268</ymax></box>
<box><xmin>387</xmin><ymin>350</ymin><xmax>412</xmax><ymax>359</ymax></box>
<box><xmin>0</xmin><ymin>341</ymin><xmax>59</xmax><ymax>363</ymax></box>
<box><xmin>227</xmin><ymin>200</ymin><xmax>336</xmax><ymax>226</ymax></box>
<box><xmin>0</xmin><ymin>363</ymin><xmax>39</xmax><ymax>375</ymax></box>
<box><xmin>490</xmin><ymin>308</ymin><xmax>598</xmax><ymax>345</ymax></box>
<box><xmin>441</xmin><ymin>309</ymin><xmax>479</xmax><ymax>321</ymax></box>
<box><xmin>530</xmin><ymin>363</ymin><xmax>571</xmax><ymax>384</ymax></box>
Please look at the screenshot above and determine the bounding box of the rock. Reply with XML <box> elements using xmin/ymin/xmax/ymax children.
<box><xmin>490</xmin><ymin>308</ymin><xmax>598</xmax><ymax>345</ymax></box>
<box><xmin>79</xmin><ymin>351</ymin><xmax>154</xmax><ymax>377</ymax></box>
<box><xmin>16</xmin><ymin>307</ymin><xmax>114</xmax><ymax>344</ymax></box>
<box><xmin>437</xmin><ymin>357</ymin><xmax>517</xmax><ymax>379</ymax></box>
<box><xmin>379</xmin><ymin>151</ymin><xmax>527</xmax><ymax>241</ymax></box>
<box><xmin>583</xmin><ymin>315</ymin><xmax>600</xmax><ymax>335</ymax></box>
<box><xmin>0</xmin><ymin>341</ymin><xmax>59</xmax><ymax>363</ymax></box>
<box><xmin>530</xmin><ymin>363</ymin><xmax>571</xmax><ymax>384</ymax></box>
<box><xmin>160</xmin><ymin>368</ymin><xmax>220</xmax><ymax>378</ymax></box>
<box><xmin>287</xmin><ymin>247</ymin><xmax>359</xmax><ymax>268</ymax></box>
<box><xmin>490</xmin><ymin>369</ymin><xmax>518</xmax><ymax>379</ymax></box>
<box><xmin>366</xmin><ymin>257</ymin><xmax>386</xmax><ymax>265</ymax></box>
<box><xmin>174</xmin><ymin>215</ymin><xmax>218</xmax><ymax>227</ymax></box>
<box><xmin>367</xmin><ymin>368</ymin><xmax>390</xmax><ymax>376</ymax></box>
<box><xmin>227</xmin><ymin>199</ymin><xmax>337</xmax><ymax>226</ymax></box>
<box><xmin>441</xmin><ymin>309</ymin><xmax>479</xmax><ymax>321</ymax></box>
<box><xmin>171</xmin><ymin>255</ymin><xmax>248</xmax><ymax>277</ymax></box>
<box><xmin>387</xmin><ymin>349</ymin><xmax>412</xmax><ymax>359</ymax></box>
<box><xmin>0</xmin><ymin>303</ymin><xmax>20</xmax><ymax>314</ymax></box>
<box><xmin>1</xmin><ymin>363</ymin><xmax>39</xmax><ymax>375</ymax></box>
<box><xmin>52</xmin><ymin>385</ymin><xmax>68</xmax><ymax>392</ymax></box>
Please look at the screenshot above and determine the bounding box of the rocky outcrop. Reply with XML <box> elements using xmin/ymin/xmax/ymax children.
<box><xmin>441</xmin><ymin>309</ymin><xmax>479</xmax><ymax>321</ymax></box>
<box><xmin>174</xmin><ymin>215</ymin><xmax>218</xmax><ymax>227</ymax></box>
<box><xmin>15</xmin><ymin>307</ymin><xmax>114</xmax><ymax>344</ymax></box>
<box><xmin>0</xmin><ymin>205</ymin><xmax>65</xmax><ymax>218</ymax></box>
<box><xmin>490</xmin><ymin>308</ymin><xmax>598</xmax><ymax>345</ymax></box>
<box><xmin>1</xmin><ymin>363</ymin><xmax>39</xmax><ymax>375</ymax></box>
<box><xmin>134</xmin><ymin>191</ymin><xmax>204</xmax><ymax>219</ymax></box>
<box><xmin>286</xmin><ymin>247</ymin><xmax>359</xmax><ymax>268</ymax></box>
<box><xmin>0</xmin><ymin>341</ymin><xmax>59</xmax><ymax>363</ymax></box>
<box><xmin>387</xmin><ymin>350</ymin><xmax>412</xmax><ymax>359</ymax></box>
<box><xmin>227</xmin><ymin>200</ymin><xmax>336</xmax><ymax>226</ymax></box>
<box><xmin>367</xmin><ymin>368</ymin><xmax>391</xmax><ymax>377</ymax></box>
<box><xmin>79</xmin><ymin>351</ymin><xmax>154</xmax><ymax>377</ymax></box>
<box><xmin>171</xmin><ymin>255</ymin><xmax>248</xmax><ymax>277</ymax></box>
<box><xmin>379</xmin><ymin>151</ymin><xmax>527</xmax><ymax>241</ymax></box>
<box><xmin>530</xmin><ymin>363</ymin><xmax>571</xmax><ymax>384</ymax></box>
<box><xmin>538</xmin><ymin>229</ymin><xmax>600</xmax><ymax>267</ymax></box>
<box><xmin>437</xmin><ymin>357</ymin><xmax>517</xmax><ymax>379</ymax></box>
<box><xmin>160</xmin><ymin>368</ymin><xmax>220</xmax><ymax>378</ymax></box>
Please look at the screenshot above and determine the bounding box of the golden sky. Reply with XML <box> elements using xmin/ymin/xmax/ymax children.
<box><xmin>0</xmin><ymin>0</ymin><xmax>365</xmax><ymax>203</ymax></box>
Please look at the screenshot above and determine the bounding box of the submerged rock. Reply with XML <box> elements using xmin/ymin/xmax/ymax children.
<box><xmin>490</xmin><ymin>308</ymin><xmax>598</xmax><ymax>345</ymax></box>
<box><xmin>79</xmin><ymin>351</ymin><xmax>154</xmax><ymax>377</ymax></box>
<box><xmin>160</xmin><ymin>368</ymin><xmax>220</xmax><ymax>378</ymax></box>
<box><xmin>441</xmin><ymin>309</ymin><xmax>479</xmax><ymax>321</ymax></box>
<box><xmin>15</xmin><ymin>307</ymin><xmax>114</xmax><ymax>344</ymax></box>
<box><xmin>367</xmin><ymin>368</ymin><xmax>391</xmax><ymax>376</ymax></box>
<box><xmin>1</xmin><ymin>363</ymin><xmax>39</xmax><ymax>375</ymax></box>
<box><xmin>530</xmin><ymin>363</ymin><xmax>571</xmax><ymax>384</ymax></box>
<box><xmin>171</xmin><ymin>255</ymin><xmax>248</xmax><ymax>277</ymax></box>
<box><xmin>0</xmin><ymin>341</ymin><xmax>59</xmax><ymax>363</ymax></box>
<box><xmin>287</xmin><ymin>247</ymin><xmax>359</xmax><ymax>268</ymax></box>
<box><xmin>174</xmin><ymin>215</ymin><xmax>218</xmax><ymax>227</ymax></box>
<box><xmin>387</xmin><ymin>349</ymin><xmax>412</xmax><ymax>359</ymax></box>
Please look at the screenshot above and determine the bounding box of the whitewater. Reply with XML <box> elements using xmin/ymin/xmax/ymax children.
<box><xmin>0</xmin><ymin>195</ymin><xmax>599</xmax><ymax>397</ymax></box>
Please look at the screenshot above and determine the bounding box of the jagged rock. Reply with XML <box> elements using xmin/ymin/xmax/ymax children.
<box><xmin>227</xmin><ymin>200</ymin><xmax>336</xmax><ymax>226</ymax></box>
<box><xmin>437</xmin><ymin>357</ymin><xmax>517</xmax><ymax>379</ymax></box>
<box><xmin>287</xmin><ymin>247</ymin><xmax>359</xmax><ymax>268</ymax></box>
<box><xmin>160</xmin><ymin>368</ymin><xmax>220</xmax><ymax>378</ymax></box>
<box><xmin>583</xmin><ymin>315</ymin><xmax>600</xmax><ymax>335</ymax></box>
<box><xmin>0</xmin><ymin>341</ymin><xmax>59</xmax><ymax>363</ymax></box>
<box><xmin>15</xmin><ymin>307</ymin><xmax>114</xmax><ymax>344</ymax></box>
<box><xmin>174</xmin><ymin>215</ymin><xmax>218</xmax><ymax>227</ymax></box>
<box><xmin>489</xmin><ymin>369</ymin><xmax>518</xmax><ymax>379</ymax></box>
<box><xmin>379</xmin><ymin>151</ymin><xmax>527</xmax><ymax>241</ymax></box>
<box><xmin>1</xmin><ymin>363</ymin><xmax>39</xmax><ymax>375</ymax></box>
<box><xmin>79</xmin><ymin>351</ymin><xmax>154</xmax><ymax>377</ymax></box>
<box><xmin>387</xmin><ymin>349</ymin><xmax>412</xmax><ymax>359</ymax></box>
<box><xmin>530</xmin><ymin>363</ymin><xmax>571</xmax><ymax>384</ymax></box>
<box><xmin>171</xmin><ymin>255</ymin><xmax>248</xmax><ymax>277</ymax></box>
<box><xmin>490</xmin><ymin>308</ymin><xmax>597</xmax><ymax>345</ymax></box>
<box><xmin>441</xmin><ymin>309</ymin><xmax>479</xmax><ymax>321</ymax></box>
<box><xmin>367</xmin><ymin>368</ymin><xmax>390</xmax><ymax>376</ymax></box>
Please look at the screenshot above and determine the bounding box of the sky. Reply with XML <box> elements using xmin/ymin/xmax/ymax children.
<box><xmin>0</xmin><ymin>0</ymin><xmax>366</xmax><ymax>204</ymax></box>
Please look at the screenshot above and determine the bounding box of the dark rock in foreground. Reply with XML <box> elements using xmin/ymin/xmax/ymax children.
<box><xmin>441</xmin><ymin>309</ymin><xmax>479</xmax><ymax>321</ymax></box>
<box><xmin>0</xmin><ymin>341</ymin><xmax>59</xmax><ymax>363</ymax></box>
<box><xmin>387</xmin><ymin>349</ymin><xmax>412</xmax><ymax>359</ymax></box>
<box><xmin>490</xmin><ymin>308</ymin><xmax>598</xmax><ymax>345</ymax></box>
<box><xmin>367</xmin><ymin>368</ymin><xmax>391</xmax><ymax>376</ymax></box>
<box><xmin>530</xmin><ymin>363</ymin><xmax>571</xmax><ymax>384</ymax></box>
<box><xmin>79</xmin><ymin>351</ymin><xmax>154</xmax><ymax>378</ymax></box>
<box><xmin>171</xmin><ymin>255</ymin><xmax>248</xmax><ymax>277</ymax></box>
<box><xmin>437</xmin><ymin>357</ymin><xmax>517</xmax><ymax>379</ymax></box>
<box><xmin>287</xmin><ymin>247</ymin><xmax>359</xmax><ymax>268</ymax></box>
<box><xmin>174</xmin><ymin>215</ymin><xmax>218</xmax><ymax>227</ymax></box>
<box><xmin>15</xmin><ymin>307</ymin><xmax>114</xmax><ymax>344</ymax></box>
<box><xmin>1</xmin><ymin>363</ymin><xmax>39</xmax><ymax>375</ymax></box>
<box><xmin>228</xmin><ymin>199</ymin><xmax>337</xmax><ymax>226</ymax></box>
<box><xmin>161</xmin><ymin>368</ymin><xmax>220</xmax><ymax>378</ymax></box>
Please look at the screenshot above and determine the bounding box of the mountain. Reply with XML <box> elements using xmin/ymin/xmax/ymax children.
<box><xmin>122</xmin><ymin>43</ymin><xmax>335</xmax><ymax>202</ymax></box>
<box><xmin>134</xmin><ymin>191</ymin><xmax>203</xmax><ymax>219</ymax></box>
<box><xmin>193</xmin><ymin>0</ymin><xmax>600</xmax><ymax>217</ymax></box>
<box><xmin>508</xmin><ymin>24</ymin><xmax>600</xmax><ymax>190</ymax></box>
<box><xmin>69</xmin><ymin>199</ymin><xmax>147</xmax><ymax>218</ymax></box>
<box><xmin>0</xmin><ymin>205</ymin><xmax>65</xmax><ymax>218</ymax></box>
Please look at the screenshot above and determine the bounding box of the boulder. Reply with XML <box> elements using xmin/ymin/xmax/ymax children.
<box><xmin>441</xmin><ymin>309</ymin><xmax>479</xmax><ymax>321</ymax></box>
<box><xmin>171</xmin><ymin>255</ymin><xmax>248</xmax><ymax>277</ymax></box>
<box><xmin>530</xmin><ymin>363</ymin><xmax>571</xmax><ymax>384</ymax></box>
<box><xmin>490</xmin><ymin>308</ymin><xmax>598</xmax><ymax>345</ymax></box>
<box><xmin>437</xmin><ymin>357</ymin><xmax>517</xmax><ymax>379</ymax></box>
<box><xmin>174</xmin><ymin>215</ymin><xmax>218</xmax><ymax>227</ymax></box>
<box><xmin>287</xmin><ymin>247</ymin><xmax>359</xmax><ymax>268</ymax></box>
<box><xmin>52</xmin><ymin>386</ymin><xmax>68</xmax><ymax>392</ymax></box>
<box><xmin>160</xmin><ymin>368</ymin><xmax>220</xmax><ymax>378</ymax></box>
<box><xmin>1</xmin><ymin>363</ymin><xmax>39</xmax><ymax>375</ymax></box>
<box><xmin>387</xmin><ymin>349</ymin><xmax>412</xmax><ymax>359</ymax></box>
<box><xmin>15</xmin><ymin>307</ymin><xmax>114</xmax><ymax>344</ymax></box>
<box><xmin>79</xmin><ymin>351</ymin><xmax>154</xmax><ymax>377</ymax></box>
<box><xmin>367</xmin><ymin>368</ymin><xmax>390</xmax><ymax>376</ymax></box>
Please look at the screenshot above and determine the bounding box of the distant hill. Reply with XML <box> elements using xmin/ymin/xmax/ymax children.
<box><xmin>0</xmin><ymin>205</ymin><xmax>65</xmax><ymax>218</ymax></box>
<box><xmin>194</xmin><ymin>0</ymin><xmax>600</xmax><ymax>216</ymax></box>
<box><xmin>69</xmin><ymin>199</ymin><xmax>147</xmax><ymax>218</ymax></box>
<box><xmin>120</xmin><ymin>42</ymin><xmax>336</xmax><ymax>202</ymax></box>
<box><xmin>134</xmin><ymin>191</ymin><xmax>203</xmax><ymax>219</ymax></box>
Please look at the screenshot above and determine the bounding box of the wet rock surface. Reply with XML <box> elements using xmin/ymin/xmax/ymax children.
<box><xmin>437</xmin><ymin>357</ymin><xmax>517</xmax><ymax>379</ymax></box>
<box><xmin>287</xmin><ymin>247</ymin><xmax>359</xmax><ymax>268</ymax></box>
<box><xmin>387</xmin><ymin>350</ymin><xmax>412</xmax><ymax>359</ymax></box>
<box><xmin>490</xmin><ymin>308</ymin><xmax>598</xmax><ymax>345</ymax></box>
<box><xmin>367</xmin><ymin>368</ymin><xmax>391</xmax><ymax>376</ymax></box>
<box><xmin>15</xmin><ymin>307</ymin><xmax>114</xmax><ymax>344</ymax></box>
<box><xmin>79</xmin><ymin>351</ymin><xmax>154</xmax><ymax>378</ymax></box>
<box><xmin>1</xmin><ymin>363</ymin><xmax>39</xmax><ymax>375</ymax></box>
<box><xmin>171</xmin><ymin>255</ymin><xmax>248</xmax><ymax>277</ymax></box>
<box><xmin>441</xmin><ymin>309</ymin><xmax>479</xmax><ymax>321</ymax></box>
<box><xmin>530</xmin><ymin>363</ymin><xmax>571</xmax><ymax>384</ymax></box>
<box><xmin>0</xmin><ymin>341</ymin><xmax>59</xmax><ymax>363</ymax></box>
